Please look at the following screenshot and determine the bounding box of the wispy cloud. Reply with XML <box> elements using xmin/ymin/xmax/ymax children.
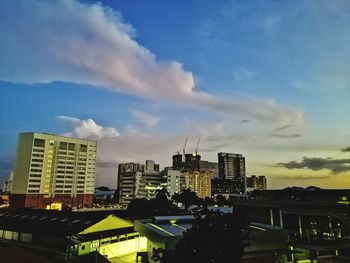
<box><xmin>233</xmin><ymin>67</ymin><xmax>260</xmax><ymax>82</ymax></box>
<box><xmin>57</xmin><ymin>115</ymin><xmax>120</xmax><ymax>139</ymax></box>
<box><xmin>273</xmin><ymin>125</ymin><xmax>291</xmax><ymax>132</ymax></box>
<box><xmin>269</xmin><ymin>134</ymin><xmax>302</xmax><ymax>139</ymax></box>
<box><xmin>278</xmin><ymin>156</ymin><xmax>350</xmax><ymax>174</ymax></box>
<box><xmin>0</xmin><ymin>0</ymin><xmax>303</xmax><ymax>126</ymax></box>
<box><xmin>273</xmin><ymin>174</ymin><xmax>330</xmax><ymax>180</ymax></box>
<box><xmin>237</xmin><ymin>119</ymin><xmax>251</xmax><ymax>124</ymax></box>
<box><xmin>130</xmin><ymin>110</ymin><xmax>159</xmax><ymax>127</ymax></box>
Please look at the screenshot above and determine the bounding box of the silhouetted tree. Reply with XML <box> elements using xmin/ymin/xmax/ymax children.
<box><xmin>171</xmin><ymin>212</ymin><xmax>247</xmax><ymax>263</ymax></box>
<box><xmin>127</xmin><ymin>198</ymin><xmax>155</xmax><ymax>218</ymax></box>
<box><xmin>172</xmin><ymin>188</ymin><xmax>199</xmax><ymax>211</ymax></box>
<box><xmin>152</xmin><ymin>188</ymin><xmax>178</xmax><ymax>215</ymax></box>
<box><xmin>215</xmin><ymin>194</ymin><xmax>227</xmax><ymax>206</ymax></box>
<box><xmin>112</xmin><ymin>189</ymin><xmax>119</xmax><ymax>203</ymax></box>
<box><xmin>155</xmin><ymin>187</ymin><xmax>170</xmax><ymax>200</ymax></box>
<box><xmin>127</xmin><ymin>189</ymin><xmax>179</xmax><ymax>217</ymax></box>
<box><xmin>202</xmin><ymin>196</ymin><xmax>215</xmax><ymax>209</ymax></box>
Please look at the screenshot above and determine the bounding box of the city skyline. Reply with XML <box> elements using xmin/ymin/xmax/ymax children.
<box><xmin>1</xmin><ymin>0</ymin><xmax>350</xmax><ymax>189</ymax></box>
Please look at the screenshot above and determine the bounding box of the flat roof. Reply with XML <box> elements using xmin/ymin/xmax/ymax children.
<box><xmin>0</xmin><ymin>208</ymin><xmax>130</xmax><ymax>236</ymax></box>
<box><xmin>19</xmin><ymin>132</ymin><xmax>97</xmax><ymax>143</ymax></box>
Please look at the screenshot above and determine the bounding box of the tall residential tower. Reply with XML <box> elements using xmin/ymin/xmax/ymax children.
<box><xmin>11</xmin><ymin>133</ymin><xmax>97</xmax><ymax>209</ymax></box>
<box><xmin>217</xmin><ymin>152</ymin><xmax>246</xmax><ymax>194</ymax></box>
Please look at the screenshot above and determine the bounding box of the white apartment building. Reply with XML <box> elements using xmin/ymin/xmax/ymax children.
<box><xmin>11</xmin><ymin>132</ymin><xmax>97</xmax><ymax>209</ymax></box>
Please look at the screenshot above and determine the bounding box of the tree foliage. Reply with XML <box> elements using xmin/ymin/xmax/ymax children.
<box><xmin>171</xmin><ymin>212</ymin><xmax>247</xmax><ymax>263</ymax></box>
<box><xmin>172</xmin><ymin>188</ymin><xmax>201</xmax><ymax>210</ymax></box>
<box><xmin>127</xmin><ymin>188</ymin><xmax>179</xmax><ymax>218</ymax></box>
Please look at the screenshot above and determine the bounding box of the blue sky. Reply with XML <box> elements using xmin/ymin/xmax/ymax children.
<box><xmin>1</xmin><ymin>0</ymin><xmax>350</xmax><ymax>188</ymax></box>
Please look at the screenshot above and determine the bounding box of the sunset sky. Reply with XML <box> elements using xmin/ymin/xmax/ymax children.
<box><xmin>1</xmin><ymin>0</ymin><xmax>350</xmax><ymax>188</ymax></box>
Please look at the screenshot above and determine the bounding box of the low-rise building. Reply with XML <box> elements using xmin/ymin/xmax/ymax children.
<box><xmin>0</xmin><ymin>208</ymin><xmax>147</xmax><ymax>262</ymax></box>
<box><xmin>233</xmin><ymin>191</ymin><xmax>350</xmax><ymax>262</ymax></box>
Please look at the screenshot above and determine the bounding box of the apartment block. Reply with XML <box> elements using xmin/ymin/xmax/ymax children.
<box><xmin>118</xmin><ymin>161</ymin><xmax>163</xmax><ymax>206</ymax></box>
<box><xmin>165</xmin><ymin>168</ymin><xmax>188</xmax><ymax>197</ymax></box>
<box><xmin>11</xmin><ymin>132</ymin><xmax>97</xmax><ymax>209</ymax></box>
<box><xmin>246</xmin><ymin>175</ymin><xmax>267</xmax><ymax>190</ymax></box>
<box><xmin>184</xmin><ymin>171</ymin><xmax>212</xmax><ymax>199</ymax></box>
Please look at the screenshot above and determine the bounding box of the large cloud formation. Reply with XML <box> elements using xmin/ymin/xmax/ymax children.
<box><xmin>57</xmin><ymin>115</ymin><xmax>120</xmax><ymax>139</ymax></box>
<box><xmin>278</xmin><ymin>157</ymin><xmax>350</xmax><ymax>174</ymax></box>
<box><xmin>0</xmin><ymin>0</ymin><xmax>303</xmax><ymax>126</ymax></box>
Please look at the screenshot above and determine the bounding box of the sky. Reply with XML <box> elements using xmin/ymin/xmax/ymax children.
<box><xmin>1</xmin><ymin>0</ymin><xmax>350</xmax><ymax>189</ymax></box>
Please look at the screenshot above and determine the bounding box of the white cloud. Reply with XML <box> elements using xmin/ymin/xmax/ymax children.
<box><xmin>57</xmin><ymin>115</ymin><xmax>120</xmax><ymax>139</ymax></box>
<box><xmin>0</xmin><ymin>0</ymin><xmax>303</xmax><ymax>127</ymax></box>
<box><xmin>233</xmin><ymin>67</ymin><xmax>260</xmax><ymax>82</ymax></box>
<box><xmin>130</xmin><ymin>110</ymin><xmax>159</xmax><ymax>127</ymax></box>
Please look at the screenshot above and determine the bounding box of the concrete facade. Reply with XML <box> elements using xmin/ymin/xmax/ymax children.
<box><xmin>11</xmin><ymin>133</ymin><xmax>97</xmax><ymax>209</ymax></box>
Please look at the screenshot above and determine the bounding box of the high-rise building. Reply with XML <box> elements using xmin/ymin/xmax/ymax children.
<box><xmin>118</xmin><ymin>160</ymin><xmax>163</xmax><ymax>206</ymax></box>
<box><xmin>2</xmin><ymin>171</ymin><xmax>13</xmax><ymax>194</ymax></box>
<box><xmin>218</xmin><ymin>152</ymin><xmax>245</xmax><ymax>179</ymax></box>
<box><xmin>217</xmin><ymin>152</ymin><xmax>246</xmax><ymax>194</ymax></box>
<box><xmin>172</xmin><ymin>153</ymin><xmax>201</xmax><ymax>172</ymax></box>
<box><xmin>11</xmin><ymin>132</ymin><xmax>97</xmax><ymax>209</ymax></box>
<box><xmin>184</xmin><ymin>171</ymin><xmax>212</xmax><ymax>199</ymax></box>
<box><xmin>118</xmin><ymin>162</ymin><xmax>144</xmax><ymax>205</ymax></box>
<box><xmin>135</xmin><ymin>171</ymin><xmax>164</xmax><ymax>199</ymax></box>
<box><xmin>246</xmin><ymin>175</ymin><xmax>267</xmax><ymax>190</ymax></box>
<box><xmin>146</xmin><ymin>160</ymin><xmax>160</xmax><ymax>172</ymax></box>
<box><xmin>199</xmin><ymin>160</ymin><xmax>218</xmax><ymax>178</ymax></box>
<box><xmin>165</xmin><ymin>168</ymin><xmax>189</xmax><ymax>197</ymax></box>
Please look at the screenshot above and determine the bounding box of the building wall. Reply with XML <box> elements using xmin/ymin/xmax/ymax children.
<box><xmin>118</xmin><ymin>171</ymin><xmax>137</xmax><ymax>205</ymax></box>
<box><xmin>76</xmin><ymin>235</ymin><xmax>147</xmax><ymax>259</ymax></box>
<box><xmin>246</xmin><ymin>176</ymin><xmax>267</xmax><ymax>190</ymax></box>
<box><xmin>118</xmin><ymin>161</ymin><xmax>163</xmax><ymax>206</ymax></box>
<box><xmin>166</xmin><ymin>169</ymin><xmax>188</xmax><ymax>197</ymax></box>
<box><xmin>185</xmin><ymin>171</ymin><xmax>212</xmax><ymax>199</ymax></box>
<box><xmin>218</xmin><ymin>152</ymin><xmax>245</xmax><ymax>180</ymax></box>
<box><xmin>199</xmin><ymin>161</ymin><xmax>218</xmax><ymax>178</ymax></box>
<box><xmin>172</xmin><ymin>154</ymin><xmax>201</xmax><ymax>172</ymax></box>
<box><xmin>136</xmin><ymin>172</ymin><xmax>164</xmax><ymax>199</ymax></box>
<box><xmin>12</xmin><ymin>133</ymin><xmax>33</xmax><ymax>194</ymax></box>
<box><xmin>11</xmin><ymin>133</ymin><xmax>97</xmax><ymax>209</ymax></box>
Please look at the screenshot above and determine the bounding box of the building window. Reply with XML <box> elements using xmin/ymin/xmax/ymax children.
<box><xmin>34</xmin><ymin>139</ymin><xmax>45</xmax><ymax>147</ymax></box>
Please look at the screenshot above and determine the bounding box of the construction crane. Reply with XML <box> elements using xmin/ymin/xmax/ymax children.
<box><xmin>195</xmin><ymin>137</ymin><xmax>200</xmax><ymax>156</ymax></box>
<box><xmin>182</xmin><ymin>136</ymin><xmax>188</xmax><ymax>161</ymax></box>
